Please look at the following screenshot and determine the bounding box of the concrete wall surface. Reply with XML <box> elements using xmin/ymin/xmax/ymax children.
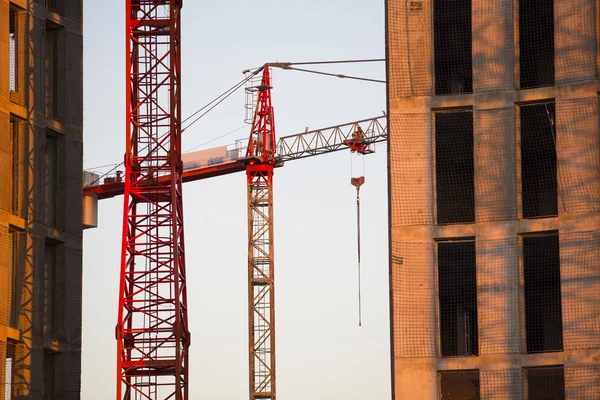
<box><xmin>387</xmin><ymin>0</ymin><xmax>600</xmax><ymax>398</ymax></box>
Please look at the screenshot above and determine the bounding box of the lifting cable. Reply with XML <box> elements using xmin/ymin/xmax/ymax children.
<box><xmin>351</xmin><ymin>176</ymin><xmax>365</xmax><ymax>327</ymax></box>
<box><xmin>350</xmin><ymin>145</ymin><xmax>367</xmax><ymax>326</ymax></box>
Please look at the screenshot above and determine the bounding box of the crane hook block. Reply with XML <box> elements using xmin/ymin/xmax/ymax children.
<box><xmin>351</xmin><ymin>176</ymin><xmax>365</xmax><ymax>189</ymax></box>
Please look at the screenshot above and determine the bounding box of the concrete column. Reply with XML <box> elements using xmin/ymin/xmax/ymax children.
<box><xmin>559</xmin><ymin>229</ymin><xmax>600</xmax><ymax>350</ymax></box>
<box><xmin>389</xmin><ymin>111</ymin><xmax>434</xmax><ymax>227</ymax></box>
<box><xmin>564</xmin><ymin>365</ymin><xmax>600</xmax><ymax>399</ymax></box>
<box><xmin>555</xmin><ymin>0</ymin><xmax>598</xmax><ymax>84</ymax></box>
<box><xmin>476</xmin><ymin>236</ymin><xmax>520</xmax><ymax>355</ymax></box>
<box><xmin>474</xmin><ymin>108</ymin><xmax>517</xmax><ymax>222</ymax></box>
<box><xmin>472</xmin><ymin>0</ymin><xmax>515</xmax><ymax>92</ymax></box>
<box><xmin>394</xmin><ymin>357</ymin><xmax>438</xmax><ymax>400</ymax></box>
<box><xmin>480</xmin><ymin>369</ymin><xmax>523</xmax><ymax>400</ymax></box>
<box><xmin>387</xmin><ymin>1</ymin><xmax>433</xmax><ymax>97</ymax></box>
<box><xmin>391</xmin><ymin>240</ymin><xmax>437</xmax><ymax>399</ymax></box>
<box><xmin>556</xmin><ymin>97</ymin><xmax>600</xmax><ymax>214</ymax></box>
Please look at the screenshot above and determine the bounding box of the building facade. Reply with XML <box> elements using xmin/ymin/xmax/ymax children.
<box><xmin>1</xmin><ymin>0</ymin><xmax>83</xmax><ymax>398</ymax></box>
<box><xmin>387</xmin><ymin>0</ymin><xmax>599</xmax><ymax>398</ymax></box>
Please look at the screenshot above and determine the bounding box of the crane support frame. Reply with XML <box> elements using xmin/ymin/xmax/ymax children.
<box><xmin>117</xmin><ymin>1</ymin><xmax>189</xmax><ymax>399</ymax></box>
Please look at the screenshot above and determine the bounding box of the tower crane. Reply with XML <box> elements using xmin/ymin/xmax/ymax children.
<box><xmin>116</xmin><ymin>1</ymin><xmax>189</xmax><ymax>399</ymax></box>
<box><xmin>84</xmin><ymin>80</ymin><xmax>386</xmax><ymax>398</ymax></box>
<box><xmin>85</xmin><ymin>4</ymin><xmax>384</xmax><ymax>398</ymax></box>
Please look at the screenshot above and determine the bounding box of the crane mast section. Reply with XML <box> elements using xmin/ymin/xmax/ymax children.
<box><xmin>116</xmin><ymin>1</ymin><xmax>189</xmax><ymax>399</ymax></box>
<box><xmin>246</xmin><ymin>66</ymin><xmax>277</xmax><ymax>400</ymax></box>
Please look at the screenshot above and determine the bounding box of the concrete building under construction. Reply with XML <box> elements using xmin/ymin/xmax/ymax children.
<box><xmin>0</xmin><ymin>0</ymin><xmax>83</xmax><ymax>398</ymax></box>
<box><xmin>387</xmin><ymin>0</ymin><xmax>600</xmax><ymax>398</ymax></box>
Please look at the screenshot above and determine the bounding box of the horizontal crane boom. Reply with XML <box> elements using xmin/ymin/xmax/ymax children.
<box><xmin>83</xmin><ymin>115</ymin><xmax>387</xmax><ymax>200</ymax></box>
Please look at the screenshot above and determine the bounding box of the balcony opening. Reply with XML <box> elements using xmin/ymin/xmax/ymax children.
<box><xmin>519</xmin><ymin>0</ymin><xmax>555</xmax><ymax>88</ymax></box>
<box><xmin>438</xmin><ymin>240</ymin><xmax>478</xmax><ymax>357</ymax></box>
<box><xmin>523</xmin><ymin>233</ymin><xmax>563</xmax><ymax>353</ymax></box>
<box><xmin>434</xmin><ymin>0</ymin><xmax>473</xmax><ymax>95</ymax></box>
<box><xmin>435</xmin><ymin>110</ymin><xmax>474</xmax><ymax>224</ymax></box>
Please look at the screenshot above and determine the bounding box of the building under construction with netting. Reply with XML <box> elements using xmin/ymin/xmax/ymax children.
<box><xmin>387</xmin><ymin>0</ymin><xmax>599</xmax><ymax>398</ymax></box>
<box><xmin>1</xmin><ymin>0</ymin><xmax>83</xmax><ymax>398</ymax></box>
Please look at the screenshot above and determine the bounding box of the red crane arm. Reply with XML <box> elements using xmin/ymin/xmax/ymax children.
<box><xmin>83</xmin><ymin>116</ymin><xmax>387</xmax><ymax>200</ymax></box>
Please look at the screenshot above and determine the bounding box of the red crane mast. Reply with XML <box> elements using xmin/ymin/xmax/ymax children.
<box><xmin>245</xmin><ymin>66</ymin><xmax>277</xmax><ymax>399</ymax></box>
<box><xmin>116</xmin><ymin>1</ymin><xmax>189</xmax><ymax>399</ymax></box>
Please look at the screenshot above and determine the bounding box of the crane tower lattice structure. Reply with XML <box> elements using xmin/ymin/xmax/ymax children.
<box><xmin>246</xmin><ymin>66</ymin><xmax>277</xmax><ymax>400</ymax></box>
<box><xmin>116</xmin><ymin>1</ymin><xmax>190</xmax><ymax>399</ymax></box>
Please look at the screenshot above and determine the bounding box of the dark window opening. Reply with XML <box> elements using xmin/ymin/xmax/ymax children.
<box><xmin>9</xmin><ymin>230</ymin><xmax>22</xmax><ymax>328</ymax></box>
<box><xmin>439</xmin><ymin>370</ymin><xmax>480</xmax><ymax>400</ymax></box>
<box><xmin>519</xmin><ymin>0</ymin><xmax>555</xmax><ymax>88</ymax></box>
<box><xmin>434</xmin><ymin>0</ymin><xmax>473</xmax><ymax>95</ymax></box>
<box><xmin>43</xmin><ymin>350</ymin><xmax>56</xmax><ymax>400</ymax></box>
<box><xmin>436</xmin><ymin>110</ymin><xmax>474</xmax><ymax>224</ymax></box>
<box><xmin>520</xmin><ymin>102</ymin><xmax>557</xmax><ymax>218</ymax></box>
<box><xmin>44</xmin><ymin>242</ymin><xmax>57</xmax><ymax>337</ymax></box>
<box><xmin>525</xmin><ymin>366</ymin><xmax>565</xmax><ymax>400</ymax></box>
<box><xmin>11</xmin><ymin>118</ymin><xmax>23</xmax><ymax>216</ymax></box>
<box><xmin>438</xmin><ymin>241</ymin><xmax>478</xmax><ymax>357</ymax></box>
<box><xmin>45</xmin><ymin>23</ymin><xmax>61</xmax><ymax>119</ymax></box>
<box><xmin>9</xmin><ymin>7</ymin><xmax>17</xmax><ymax>92</ymax></box>
<box><xmin>45</xmin><ymin>133</ymin><xmax>57</xmax><ymax>227</ymax></box>
<box><xmin>524</xmin><ymin>233</ymin><xmax>563</xmax><ymax>353</ymax></box>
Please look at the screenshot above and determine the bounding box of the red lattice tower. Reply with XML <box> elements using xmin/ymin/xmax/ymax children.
<box><xmin>246</xmin><ymin>66</ymin><xmax>277</xmax><ymax>400</ymax></box>
<box><xmin>116</xmin><ymin>1</ymin><xmax>189</xmax><ymax>399</ymax></box>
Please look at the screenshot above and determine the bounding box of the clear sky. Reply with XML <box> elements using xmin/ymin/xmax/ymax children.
<box><xmin>82</xmin><ymin>1</ymin><xmax>389</xmax><ymax>398</ymax></box>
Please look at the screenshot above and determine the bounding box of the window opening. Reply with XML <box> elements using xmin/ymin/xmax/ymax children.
<box><xmin>45</xmin><ymin>133</ymin><xmax>57</xmax><ymax>227</ymax></box>
<box><xmin>519</xmin><ymin>0</ymin><xmax>555</xmax><ymax>88</ymax></box>
<box><xmin>525</xmin><ymin>366</ymin><xmax>565</xmax><ymax>400</ymax></box>
<box><xmin>43</xmin><ymin>350</ymin><xmax>56</xmax><ymax>400</ymax></box>
<box><xmin>434</xmin><ymin>0</ymin><xmax>473</xmax><ymax>95</ymax></box>
<box><xmin>9</xmin><ymin>230</ymin><xmax>21</xmax><ymax>328</ymax></box>
<box><xmin>438</xmin><ymin>240</ymin><xmax>479</xmax><ymax>357</ymax></box>
<box><xmin>520</xmin><ymin>102</ymin><xmax>557</xmax><ymax>218</ymax></box>
<box><xmin>523</xmin><ymin>233</ymin><xmax>563</xmax><ymax>353</ymax></box>
<box><xmin>45</xmin><ymin>24</ymin><xmax>60</xmax><ymax>119</ymax></box>
<box><xmin>44</xmin><ymin>243</ymin><xmax>57</xmax><ymax>337</ymax></box>
<box><xmin>435</xmin><ymin>110</ymin><xmax>474</xmax><ymax>224</ymax></box>
<box><xmin>10</xmin><ymin>119</ymin><xmax>22</xmax><ymax>216</ymax></box>
<box><xmin>439</xmin><ymin>370</ymin><xmax>480</xmax><ymax>400</ymax></box>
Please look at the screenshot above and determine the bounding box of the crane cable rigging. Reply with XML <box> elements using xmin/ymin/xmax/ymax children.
<box><xmin>86</xmin><ymin>69</ymin><xmax>263</xmax><ymax>186</ymax></box>
<box><xmin>266</xmin><ymin>58</ymin><xmax>386</xmax><ymax>84</ymax></box>
<box><xmin>87</xmin><ymin>58</ymin><xmax>384</xmax><ymax>184</ymax></box>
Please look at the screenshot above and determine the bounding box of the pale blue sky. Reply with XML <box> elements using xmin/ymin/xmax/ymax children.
<box><xmin>82</xmin><ymin>1</ymin><xmax>389</xmax><ymax>398</ymax></box>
